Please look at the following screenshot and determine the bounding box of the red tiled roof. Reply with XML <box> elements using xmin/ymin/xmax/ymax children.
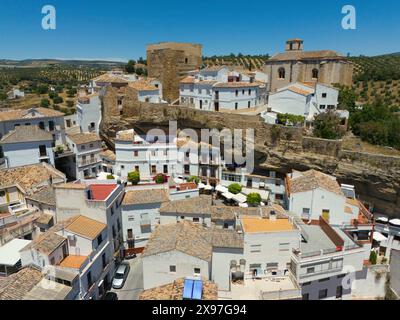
<box><xmin>89</xmin><ymin>184</ymin><xmax>116</xmax><ymax>200</ymax></box>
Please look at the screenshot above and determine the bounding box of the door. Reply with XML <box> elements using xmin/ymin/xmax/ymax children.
<box><xmin>214</xmin><ymin>102</ymin><xmax>219</xmax><ymax>111</ymax></box>
<box><xmin>199</xmin><ymin>100</ymin><xmax>202</xmax><ymax>109</ymax></box>
<box><xmin>322</xmin><ymin>209</ymin><xmax>330</xmax><ymax>222</ymax></box>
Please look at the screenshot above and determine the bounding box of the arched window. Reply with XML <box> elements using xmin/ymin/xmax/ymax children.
<box><xmin>278</xmin><ymin>67</ymin><xmax>285</xmax><ymax>79</ymax></box>
<box><xmin>312</xmin><ymin>68</ymin><xmax>319</xmax><ymax>79</ymax></box>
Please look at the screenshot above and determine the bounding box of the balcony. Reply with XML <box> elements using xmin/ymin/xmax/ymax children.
<box><xmin>79</xmin><ymin>158</ymin><xmax>100</xmax><ymax>167</ymax></box>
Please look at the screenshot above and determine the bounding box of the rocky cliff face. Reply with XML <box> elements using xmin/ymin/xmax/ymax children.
<box><xmin>100</xmin><ymin>95</ymin><xmax>400</xmax><ymax>217</ymax></box>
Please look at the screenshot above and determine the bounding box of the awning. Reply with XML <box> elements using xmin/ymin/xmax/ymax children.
<box><xmin>222</xmin><ymin>192</ymin><xmax>235</xmax><ymax>200</ymax></box>
<box><xmin>373</xmin><ymin>232</ymin><xmax>387</xmax><ymax>242</ymax></box>
<box><xmin>174</xmin><ymin>178</ymin><xmax>185</xmax><ymax>184</ymax></box>
<box><xmin>232</xmin><ymin>193</ymin><xmax>247</xmax><ymax>204</ymax></box>
<box><xmin>215</xmin><ymin>185</ymin><xmax>228</xmax><ymax>193</ymax></box>
<box><xmin>204</xmin><ymin>184</ymin><xmax>213</xmax><ymax>191</ymax></box>
<box><xmin>389</xmin><ymin>219</ymin><xmax>400</xmax><ymax>226</ymax></box>
<box><xmin>239</xmin><ymin>203</ymin><xmax>248</xmax><ymax>208</ymax></box>
<box><xmin>376</xmin><ymin>217</ymin><xmax>388</xmax><ymax>223</ymax></box>
<box><xmin>198</xmin><ymin>182</ymin><xmax>206</xmax><ymax>189</ymax></box>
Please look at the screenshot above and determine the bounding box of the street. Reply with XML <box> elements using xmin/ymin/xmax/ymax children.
<box><xmin>110</xmin><ymin>255</ymin><xmax>144</xmax><ymax>300</ymax></box>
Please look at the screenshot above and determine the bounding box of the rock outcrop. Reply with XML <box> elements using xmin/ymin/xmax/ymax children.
<box><xmin>100</xmin><ymin>94</ymin><xmax>400</xmax><ymax>217</ymax></box>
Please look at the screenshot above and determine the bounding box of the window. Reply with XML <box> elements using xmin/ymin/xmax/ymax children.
<box><xmin>170</xmin><ymin>265</ymin><xmax>176</xmax><ymax>273</ymax></box>
<box><xmin>151</xmin><ymin>150</ymin><xmax>156</xmax><ymax>156</ymax></box>
<box><xmin>312</xmin><ymin>69</ymin><xmax>319</xmax><ymax>79</ymax></box>
<box><xmin>248</xmin><ymin>89</ymin><xmax>251</xmax><ymax>95</ymax></box>
<box><xmin>336</xmin><ymin>286</ymin><xmax>343</xmax><ymax>298</ymax></box>
<box><xmin>97</xmin><ymin>233</ymin><xmax>103</xmax><ymax>246</ymax></box>
<box><xmin>302</xmin><ymin>281</ymin><xmax>312</xmax><ymax>286</ymax></box>
<box><xmin>318</xmin><ymin>289</ymin><xmax>328</xmax><ymax>299</ymax></box>
<box><xmin>39</xmin><ymin>121</ymin><xmax>45</xmax><ymax>130</ymax></box>
<box><xmin>279</xmin><ymin>243</ymin><xmax>290</xmax><ymax>252</ymax></box>
<box><xmin>250</xmin><ymin>244</ymin><xmax>261</xmax><ymax>253</ymax></box>
<box><xmin>87</xmin><ymin>272</ymin><xmax>93</xmax><ymax>288</ymax></box>
<box><xmin>121</xmin><ymin>165</ymin><xmax>125</xmax><ymax>169</ymax></box>
<box><xmin>322</xmin><ymin>93</ymin><xmax>327</xmax><ymax>98</ymax></box>
<box><xmin>193</xmin><ymin>217</ymin><xmax>200</xmax><ymax>223</ymax></box>
<box><xmin>194</xmin><ymin>268</ymin><xmax>201</xmax><ymax>275</ymax></box>
<box><xmin>235</xmin><ymin>90</ymin><xmax>238</xmax><ymax>97</ymax></box>
<box><xmin>306</xmin><ymin>267</ymin><xmax>315</xmax><ymax>274</ymax></box>
<box><xmin>302</xmin><ymin>293</ymin><xmax>309</xmax><ymax>300</ymax></box>
<box><xmin>319</xmin><ymin>277</ymin><xmax>330</xmax><ymax>282</ymax></box>
<box><xmin>81</xmin><ymin>145</ymin><xmax>86</xmax><ymax>151</ymax></box>
<box><xmin>50</xmin><ymin>257</ymin><xmax>55</xmax><ymax>265</ymax></box>
<box><xmin>185</xmin><ymin>58</ymin><xmax>188</xmax><ymax>64</ymax></box>
<box><xmin>319</xmin><ymin>105</ymin><xmax>326</xmax><ymax>109</ymax></box>
<box><xmin>278</xmin><ymin>67</ymin><xmax>286</xmax><ymax>79</ymax></box>
<box><xmin>327</xmin><ymin>105</ymin><xmax>335</xmax><ymax>110</ymax></box>
<box><xmin>337</xmin><ymin>274</ymin><xmax>346</xmax><ymax>279</ymax></box>
<box><xmin>151</xmin><ymin>165</ymin><xmax>157</xmax><ymax>174</ymax></box>
<box><xmin>102</xmin><ymin>253</ymin><xmax>107</xmax><ymax>269</ymax></box>
<box><xmin>49</xmin><ymin>121</ymin><xmax>55</xmax><ymax>131</ymax></box>
<box><xmin>235</xmin><ymin>102</ymin><xmax>238</xmax><ymax>110</ymax></box>
<box><xmin>302</xmin><ymin>208</ymin><xmax>310</xmax><ymax>218</ymax></box>
<box><xmin>134</xmin><ymin>150</ymin><xmax>139</xmax><ymax>157</ymax></box>
<box><xmin>163</xmin><ymin>165</ymin><xmax>168</xmax><ymax>174</ymax></box>
<box><xmin>89</xmin><ymin>143</ymin><xmax>93</xmax><ymax>148</ymax></box>
<box><xmin>127</xmin><ymin>229</ymin><xmax>133</xmax><ymax>239</ymax></box>
<box><xmin>248</xmin><ymin>101</ymin><xmax>251</xmax><ymax>108</ymax></box>
<box><xmin>184</xmin><ymin>164</ymin><xmax>190</xmax><ymax>174</ymax></box>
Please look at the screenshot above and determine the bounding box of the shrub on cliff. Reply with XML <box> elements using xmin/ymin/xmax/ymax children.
<box><xmin>313</xmin><ymin>111</ymin><xmax>342</xmax><ymax>140</ymax></box>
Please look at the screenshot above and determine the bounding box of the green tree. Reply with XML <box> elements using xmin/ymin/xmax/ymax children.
<box><xmin>107</xmin><ymin>174</ymin><xmax>115</xmax><ymax>180</ymax></box>
<box><xmin>66</xmin><ymin>100</ymin><xmax>74</xmax><ymax>108</ymax></box>
<box><xmin>369</xmin><ymin>251</ymin><xmax>377</xmax><ymax>265</ymax></box>
<box><xmin>154</xmin><ymin>173</ymin><xmax>166</xmax><ymax>184</ymax></box>
<box><xmin>53</xmin><ymin>96</ymin><xmax>63</xmax><ymax>104</ymax></box>
<box><xmin>40</xmin><ymin>98</ymin><xmax>50</xmax><ymax>108</ymax></box>
<box><xmin>36</xmin><ymin>84</ymin><xmax>49</xmax><ymax>95</ymax></box>
<box><xmin>228</xmin><ymin>183</ymin><xmax>242</xmax><ymax>194</ymax></box>
<box><xmin>127</xmin><ymin>171</ymin><xmax>140</xmax><ymax>185</ymax></box>
<box><xmin>187</xmin><ymin>176</ymin><xmax>200</xmax><ymax>184</ymax></box>
<box><xmin>125</xmin><ymin>60</ymin><xmax>136</xmax><ymax>74</ymax></box>
<box><xmin>246</xmin><ymin>193</ymin><xmax>262</xmax><ymax>206</ymax></box>
<box><xmin>0</xmin><ymin>91</ymin><xmax>6</xmax><ymax>101</ymax></box>
<box><xmin>313</xmin><ymin>111</ymin><xmax>342</xmax><ymax>140</ymax></box>
<box><xmin>66</xmin><ymin>87</ymin><xmax>77</xmax><ymax>97</ymax></box>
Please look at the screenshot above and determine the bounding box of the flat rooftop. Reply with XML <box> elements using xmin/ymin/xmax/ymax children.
<box><xmin>229</xmin><ymin>277</ymin><xmax>301</xmax><ymax>300</ymax></box>
<box><xmin>241</xmin><ymin>216</ymin><xmax>294</xmax><ymax>233</ymax></box>
<box><xmin>89</xmin><ymin>184</ymin><xmax>117</xmax><ymax>200</ymax></box>
<box><xmin>59</xmin><ymin>255</ymin><xmax>87</xmax><ymax>269</ymax></box>
<box><xmin>299</xmin><ymin>225</ymin><xmax>336</xmax><ymax>255</ymax></box>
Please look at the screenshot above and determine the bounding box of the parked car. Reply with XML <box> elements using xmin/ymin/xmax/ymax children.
<box><xmin>112</xmin><ymin>263</ymin><xmax>130</xmax><ymax>289</ymax></box>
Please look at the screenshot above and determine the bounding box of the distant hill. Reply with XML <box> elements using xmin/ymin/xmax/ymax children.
<box><xmin>0</xmin><ymin>59</ymin><xmax>125</xmax><ymax>69</ymax></box>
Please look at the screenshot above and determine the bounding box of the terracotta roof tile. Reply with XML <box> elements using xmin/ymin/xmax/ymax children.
<box><xmin>65</xmin><ymin>215</ymin><xmax>106</xmax><ymax>240</ymax></box>
<box><xmin>0</xmin><ymin>107</ymin><xmax>64</xmax><ymax>122</ymax></box>
<box><xmin>288</xmin><ymin>170</ymin><xmax>344</xmax><ymax>196</ymax></box>
<box><xmin>68</xmin><ymin>132</ymin><xmax>100</xmax><ymax>145</ymax></box>
<box><xmin>123</xmin><ymin>189</ymin><xmax>169</xmax><ymax>205</ymax></box>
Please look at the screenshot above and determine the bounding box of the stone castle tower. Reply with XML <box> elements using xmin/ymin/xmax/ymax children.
<box><xmin>264</xmin><ymin>39</ymin><xmax>353</xmax><ymax>92</ymax></box>
<box><xmin>146</xmin><ymin>42</ymin><xmax>202</xmax><ymax>102</ymax></box>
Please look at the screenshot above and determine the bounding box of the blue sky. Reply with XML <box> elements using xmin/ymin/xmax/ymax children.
<box><xmin>0</xmin><ymin>0</ymin><xmax>399</xmax><ymax>61</ymax></box>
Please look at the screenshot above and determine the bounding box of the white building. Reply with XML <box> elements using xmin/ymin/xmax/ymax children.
<box><xmin>0</xmin><ymin>126</ymin><xmax>55</xmax><ymax>168</ymax></box>
<box><xmin>220</xmin><ymin>168</ymin><xmax>286</xmax><ymax>204</ymax></box>
<box><xmin>76</xmin><ymin>93</ymin><xmax>102</xmax><ymax>134</ymax></box>
<box><xmin>20</xmin><ymin>215</ymin><xmax>115</xmax><ymax>300</ymax></box>
<box><xmin>121</xmin><ymin>188</ymin><xmax>169</xmax><ymax>250</ymax></box>
<box><xmin>54</xmin><ymin>181</ymin><xmax>124</xmax><ymax>256</ymax></box>
<box><xmin>179</xmin><ymin>66</ymin><xmax>268</xmax><ymax>111</ymax></box>
<box><xmin>141</xmin><ymin>221</ymin><xmax>243</xmax><ymax>290</ymax></box>
<box><xmin>66</xmin><ymin>133</ymin><xmax>103</xmax><ymax>180</ymax></box>
<box><xmin>7</xmin><ymin>88</ymin><xmax>25</xmax><ymax>100</ymax></box>
<box><xmin>0</xmin><ymin>107</ymin><xmax>66</xmax><ymax>146</ymax></box>
<box><xmin>267</xmin><ymin>82</ymin><xmax>338</xmax><ymax>118</ymax></box>
<box><xmin>115</xmin><ymin>129</ymin><xmax>178</xmax><ymax>181</ymax></box>
<box><xmin>290</xmin><ymin>216</ymin><xmax>366</xmax><ymax>300</ymax></box>
<box><xmin>90</xmin><ymin>71</ymin><xmax>164</xmax><ymax>102</ymax></box>
<box><xmin>0</xmin><ymin>163</ymin><xmax>66</xmax><ymax>245</ymax></box>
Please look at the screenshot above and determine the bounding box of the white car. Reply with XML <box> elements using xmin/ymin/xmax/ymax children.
<box><xmin>112</xmin><ymin>263</ymin><xmax>130</xmax><ymax>289</ymax></box>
